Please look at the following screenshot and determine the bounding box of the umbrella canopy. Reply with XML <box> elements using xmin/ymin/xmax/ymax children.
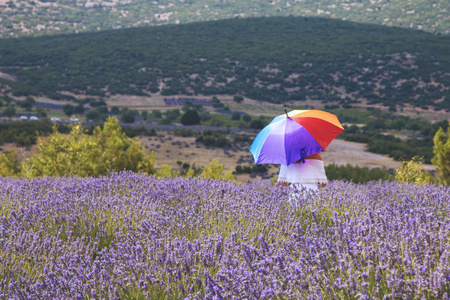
<box><xmin>249</xmin><ymin>109</ymin><xmax>344</xmax><ymax>165</ymax></box>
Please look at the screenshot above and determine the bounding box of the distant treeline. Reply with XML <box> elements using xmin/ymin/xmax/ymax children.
<box><xmin>1</xmin><ymin>17</ymin><xmax>450</xmax><ymax>109</ymax></box>
<box><xmin>325</xmin><ymin>163</ymin><xmax>392</xmax><ymax>183</ymax></box>
<box><xmin>0</xmin><ymin>120</ymin><xmax>156</xmax><ymax>148</ymax></box>
<box><xmin>330</xmin><ymin>109</ymin><xmax>449</xmax><ymax>164</ymax></box>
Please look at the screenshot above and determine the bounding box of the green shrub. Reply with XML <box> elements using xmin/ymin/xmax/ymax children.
<box><xmin>21</xmin><ymin>117</ymin><xmax>155</xmax><ymax>178</ymax></box>
<box><xmin>393</xmin><ymin>156</ymin><xmax>435</xmax><ymax>184</ymax></box>
<box><xmin>432</xmin><ymin>124</ymin><xmax>450</xmax><ymax>185</ymax></box>
<box><xmin>0</xmin><ymin>149</ymin><xmax>20</xmax><ymax>177</ymax></box>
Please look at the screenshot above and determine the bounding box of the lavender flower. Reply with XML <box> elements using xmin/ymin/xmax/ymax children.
<box><xmin>0</xmin><ymin>173</ymin><xmax>449</xmax><ymax>299</ymax></box>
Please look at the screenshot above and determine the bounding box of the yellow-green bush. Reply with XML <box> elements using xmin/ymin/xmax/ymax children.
<box><xmin>201</xmin><ymin>159</ymin><xmax>235</xmax><ymax>181</ymax></box>
<box><xmin>21</xmin><ymin>117</ymin><xmax>155</xmax><ymax>178</ymax></box>
<box><xmin>432</xmin><ymin>124</ymin><xmax>450</xmax><ymax>185</ymax></box>
<box><xmin>0</xmin><ymin>148</ymin><xmax>20</xmax><ymax>177</ymax></box>
<box><xmin>393</xmin><ymin>156</ymin><xmax>434</xmax><ymax>184</ymax></box>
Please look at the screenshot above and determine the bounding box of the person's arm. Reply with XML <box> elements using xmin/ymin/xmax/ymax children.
<box><xmin>304</xmin><ymin>152</ymin><xmax>322</xmax><ymax>160</ymax></box>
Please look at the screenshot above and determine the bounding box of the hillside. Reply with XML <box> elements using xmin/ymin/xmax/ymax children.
<box><xmin>0</xmin><ymin>0</ymin><xmax>448</xmax><ymax>38</ymax></box>
<box><xmin>1</xmin><ymin>17</ymin><xmax>450</xmax><ymax>110</ymax></box>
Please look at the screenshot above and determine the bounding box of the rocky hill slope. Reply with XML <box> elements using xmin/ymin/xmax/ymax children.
<box><xmin>1</xmin><ymin>17</ymin><xmax>449</xmax><ymax>110</ymax></box>
<box><xmin>0</xmin><ymin>0</ymin><xmax>448</xmax><ymax>38</ymax></box>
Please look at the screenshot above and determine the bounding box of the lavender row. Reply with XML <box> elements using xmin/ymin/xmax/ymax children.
<box><xmin>1</xmin><ymin>172</ymin><xmax>450</xmax><ymax>299</ymax></box>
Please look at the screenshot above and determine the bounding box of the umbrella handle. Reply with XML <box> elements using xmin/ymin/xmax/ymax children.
<box><xmin>285</xmin><ymin>109</ymin><xmax>289</xmax><ymax>118</ymax></box>
<box><xmin>300</xmin><ymin>148</ymin><xmax>306</xmax><ymax>163</ymax></box>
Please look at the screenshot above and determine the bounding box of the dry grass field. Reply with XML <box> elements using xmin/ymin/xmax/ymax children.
<box><xmin>140</xmin><ymin>131</ymin><xmax>417</xmax><ymax>182</ymax></box>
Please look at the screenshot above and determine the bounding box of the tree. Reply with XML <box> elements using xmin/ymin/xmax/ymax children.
<box><xmin>93</xmin><ymin>117</ymin><xmax>155</xmax><ymax>174</ymax></box>
<box><xmin>22</xmin><ymin>124</ymin><xmax>103</xmax><ymax>177</ymax></box>
<box><xmin>20</xmin><ymin>97</ymin><xmax>35</xmax><ymax>111</ymax></box>
<box><xmin>166</xmin><ymin>109</ymin><xmax>180</xmax><ymax>121</ymax></box>
<box><xmin>3</xmin><ymin>106</ymin><xmax>16</xmax><ymax>119</ymax></box>
<box><xmin>74</xmin><ymin>104</ymin><xmax>85</xmax><ymax>114</ymax></box>
<box><xmin>152</xmin><ymin>110</ymin><xmax>162</xmax><ymax>118</ymax></box>
<box><xmin>242</xmin><ymin>114</ymin><xmax>251</xmax><ymax>122</ymax></box>
<box><xmin>111</xmin><ymin>106</ymin><xmax>120</xmax><ymax>115</ymax></box>
<box><xmin>250</xmin><ymin>119</ymin><xmax>264</xmax><ymax>129</ymax></box>
<box><xmin>121</xmin><ymin>109</ymin><xmax>137</xmax><ymax>123</ymax></box>
<box><xmin>85</xmin><ymin>109</ymin><xmax>101</xmax><ymax>121</ymax></box>
<box><xmin>63</xmin><ymin>104</ymin><xmax>75</xmax><ymax>116</ymax></box>
<box><xmin>180</xmin><ymin>110</ymin><xmax>200</xmax><ymax>125</ymax></box>
<box><xmin>432</xmin><ymin>124</ymin><xmax>450</xmax><ymax>185</ymax></box>
<box><xmin>22</xmin><ymin>117</ymin><xmax>155</xmax><ymax>177</ymax></box>
<box><xmin>231</xmin><ymin>112</ymin><xmax>241</xmax><ymax>120</ymax></box>
<box><xmin>233</xmin><ymin>95</ymin><xmax>244</xmax><ymax>103</ymax></box>
<box><xmin>36</xmin><ymin>106</ymin><xmax>47</xmax><ymax>117</ymax></box>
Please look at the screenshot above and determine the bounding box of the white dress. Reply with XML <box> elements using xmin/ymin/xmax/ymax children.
<box><xmin>277</xmin><ymin>159</ymin><xmax>328</xmax><ymax>191</ymax></box>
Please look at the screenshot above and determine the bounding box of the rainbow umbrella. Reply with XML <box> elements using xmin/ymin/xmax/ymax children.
<box><xmin>249</xmin><ymin>109</ymin><xmax>344</xmax><ymax>165</ymax></box>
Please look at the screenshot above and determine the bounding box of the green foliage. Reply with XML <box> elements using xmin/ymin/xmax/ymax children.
<box><xmin>18</xmin><ymin>97</ymin><xmax>35</xmax><ymax>111</ymax></box>
<box><xmin>0</xmin><ymin>17</ymin><xmax>449</xmax><ymax>108</ymax></box>
<box><xmin>36</xmin><ymin>106</ymin><xmax>47</xmax><ymax>117</ymax></box>
<box><xmin>111</xmin><ymin>106</ymin><xmax>121</xmax><ymax>115</ymax></box>
<box><xmin>233</xmin><ymin>95</ymin><xmax>244</xmax><ymax>103</ymax></box>
<box><xmin>3</xmin><ymin>106</ymin><xmax>16</xmax><ymax>118</ymax></box>
<box><xmin>393</xmin><ymin>156</ymin><xmax>435</xmax><ymax>184</ymax></box>
<box><xmin>432</xmin><ymin>124</ymin><xmax>450</xmax><ymax>185</ymax></box>
<box><xmin>201</xmin><ymin>159</ymin><xmax>235</xmax><ymax>181</ymax></box>
<box><xmin>231</xmin><ymin>112</ymin><xmax>241</xmax><ymax>121</ymax></box>
<box><xmin>21</xmin><ymin>124</ymin><xmax>102</xmax><ymax>178</ymax></box>
<box><xmin>63</xmin><ymin>104</ymin><xmax>75</xmax><ymax>116</ymax></box>
<box><xmin>250</xmin><ymin>119</ymin><xmax>265</xmax><ymax>129</ymax></box>
<box><xmin>155</xmin><ymin>164</ymin><xmax>179</xmax><ymax>178</ymax></box>
<box><xmin>0</xmin><ymin>148</ymin><xmax>20</xmax><ymax>177</ymax></box>
<box><xmin>165</xmin><ymin>109</ymin><xmax>181</xmax><ymax>121</ymax></box>
<box><xmin>234</xmin><ymin>164</ymin><xmax>268</xmax><ymax>175</ymax></box>
<box><xmin>173</xmin><ymin>128</ymin><xmax>195</xmax><ymax>137</ymax></box>
<box><xmin>325</xmin><ymin>163</ymin><xmax>392</xmax><ymax>184</ymax></box>
<box><xmin>92</xmin><ymin>117</ymin><xmax>155</xmax><ymax>175</ymax></box>
<box><xmin>242</xmin><ymin>114</ymin><xmax>251</xmax><ymax>123</ymax></box>
<box><xmin>212</xmin><ymin>97</ymin><xmax>224</xmax><ymax>109</ymax></box>
<box><xmin>120</xmin><ymin>126</ymin><xmax>156</xmax><ymax>138</ymax></box>
<box><xmin>0</xmin><ymin>119</ymin><xmax>58</xmax><ymax>147</ymax></box>
<box><xmin>21</xmin><ymin>117</ymin><xmax>155</xmax><ymax>178</ymax></box>
<box><xmin>120</xmin><ymin>109</ymin><xmax>138</xmax><ymax>123</ymax></box>
<box><xmin>196</xmin><ymin>131</ymin><xmax>230</xmax><ymax>148</ymax></box>
<box><xmin>335</xmin><ymin>108</ymin><xmax>440</xmax><ymax>164</ymax></box>
<box><xmin>74</xmin><ymin>104</ymin><xmax>85</xmax><ymax>114</ymax></box>
<box><xmin>180</xmin><ymin>110</ymin><xmax>200</xmax><ymax>126</ymax></box>
<box><xmin>151</xmin><ymin>110</ymin><xmax>162</xmax><ymax>118</ymax></box>
<box><xmin>366</xmin><ymin>135</ymin><xmax>433</xmax><ymax>163</ymax></box>
<box><xmin>85</xmin><ymin>109</ymin><xmax>106</xmax><ymax>122</ymax></box>
<box><xmin>200</xmin><ymin>111</ymin><xmax>211</xmax><ymax>122</ymax></box>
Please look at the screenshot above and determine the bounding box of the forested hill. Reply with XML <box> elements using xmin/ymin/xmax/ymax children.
<box><xmin>0</xmin><ymin>0</ymin><xmax>448</xmax><ymax>38</ymax></box>
<box><xmin>1</xmin><ymin>16</ymin><xmax>450</xmax><ymax>110</ymax></box>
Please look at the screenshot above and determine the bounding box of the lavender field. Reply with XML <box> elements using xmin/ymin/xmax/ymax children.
<box><xmin>1</xmin><ymin>172</ymin><xmax>449</xmax><ymax>299</ymax></box>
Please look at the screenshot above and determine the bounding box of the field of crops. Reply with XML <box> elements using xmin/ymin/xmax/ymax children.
<box><xmin>1</xmin><ymin>172</ymin><xmax>449</xmax><ymax>299</ymax></box>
